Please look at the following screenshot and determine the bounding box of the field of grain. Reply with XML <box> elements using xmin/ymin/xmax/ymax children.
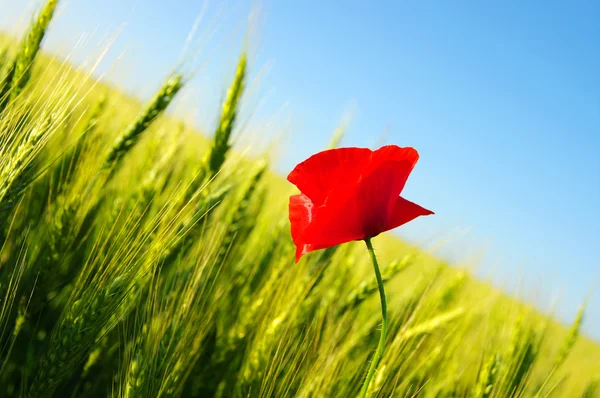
<box><xmin>0</xmin><ymin>1</ymin><xmax>598</xmax><ymax>397</ymax></box>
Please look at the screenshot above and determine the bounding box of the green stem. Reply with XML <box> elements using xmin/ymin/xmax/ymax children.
<box><xmin>359</xmin><ymin>237</ymin><xmax>388</xmax><ymax>398</ymax></box>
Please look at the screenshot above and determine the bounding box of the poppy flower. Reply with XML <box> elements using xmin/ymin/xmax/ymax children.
<box><xmin>288</xmin><ymin>145</ymin><xmax>433</xmax><ymax>262</ymax></box>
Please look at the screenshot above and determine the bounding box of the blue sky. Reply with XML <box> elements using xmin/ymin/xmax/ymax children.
<box><xmin>1</xmin><ymin>0</ymin><xmax>599</xmax><ymax>337</ymax></box>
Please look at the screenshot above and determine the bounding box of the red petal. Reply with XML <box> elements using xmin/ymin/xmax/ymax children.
<box><xmin>368</xmin><ymin>146</ymin><xmax>419</xmax><ymax>196</ymax></box>
<box><xmin>287</xmin><ymin>147</ymin><xmax>372</xmax><ymax>206</ymax></box>
<box><xmin>384</xmin><ymin>196</ymin><xmax>434</xmax><ymax>232</ymax></box>
<box><xmin>289</xmin><ymin>194</ymin><xmax>315</xmax><ymax>247</ymax></box>
<box><xmin>373</xmin><ymin>145</ymin><xmax>419</xmax><ymax>163</ymax></box>
<box><xmin>294</xmin><ymin>242</ymin><xmax>333</xmax><ymax>263</ymax></box>
<box><xmin>294</xmin><ymin>243</ymin><xmax>313</xmax><ymax>262</ymax></box>
<box><xmin>289</xmin><ymin>194</ymin><xmax>332</xmax><ymax>262</ymax></box>
<box><xmin>300</xmin><ymin>189</ymin><xmax>365</xmax><ymax>254</ymax></box>
<box><xmin>354</xmin><ymin>159</ymin><xmax>416</xmax><ymax>237</ymax></box>
<box><xmin>352</xmin><ymin>146</ymin><xmax>420</xmax><ymax>237</ymax></box>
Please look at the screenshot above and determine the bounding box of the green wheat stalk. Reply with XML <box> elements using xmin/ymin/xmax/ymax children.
<box><xmin>102</xmin><ymin>74</ymin><xmax>183</xmax><ymax>172</ymax></box>
<box><xmin>0</xmin><ymin>0</ymin><xmax>59</xmax><ymax>110</ymax></box>
<box><xmin>206</xmin><ymin>53</ymin><xmax>247</xmax><ymax>177</ymax></box>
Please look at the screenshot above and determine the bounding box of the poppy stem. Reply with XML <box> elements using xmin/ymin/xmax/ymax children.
<box><xmin>359</xmin><ymin>237</ymin><xmax>388</xmax><ymax>398</ymax></box>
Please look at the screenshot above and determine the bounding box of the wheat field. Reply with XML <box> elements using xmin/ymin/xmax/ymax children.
<box><xmin>0</xmin><ymin>1</ymin><xmax>598</xmax><ymax>397</ymax></box>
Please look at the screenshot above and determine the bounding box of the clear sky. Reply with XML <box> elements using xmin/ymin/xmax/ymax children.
<box><xmin>1</xmin><ymin>0</ymin><xmax>599</xmax><ymax>337</ymax></box>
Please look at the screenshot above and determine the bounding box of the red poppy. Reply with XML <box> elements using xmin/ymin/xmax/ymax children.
<box><xmin>288</xmin><ymin>145</ymin><xmax>433</xmax><ymax>262</ymax></box>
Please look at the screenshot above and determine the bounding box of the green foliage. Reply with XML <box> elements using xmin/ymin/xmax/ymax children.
<box><xmin>0</xmin><ymin>111</ymin><xmax>55</xmax><ymax>222</ymax></box>
<box><xmin>0</xmin><ymin>5</ymin><xmax>598</xmax><ymax>398</ymax></box>
<box><xmin>583</xmin><ymin>379</ymin><xmax>600</xmax><ymax>398</ymax></box>
<box><xmin>207</xmin><ymin>53</ymin><xmax>247</xmax><ymax>177</ymax></box>
<box><xmin>475</xmin><ymin>353</ymin><xmax>499</xmax><ymax>398</ymax></box>
<box><xmin>0</xmin><ymin>0</ymin><xmax>59</xmax><ymax>110</ymax></box>
<box><xmin>103</xmin><ymin>74</ymin><xmax>183</xmax><ymax>172</ymax></box>
<box><xmin>554</xmin><ymin>304</ymin><xmax>585</xmax><ymax>369</ymax></box>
